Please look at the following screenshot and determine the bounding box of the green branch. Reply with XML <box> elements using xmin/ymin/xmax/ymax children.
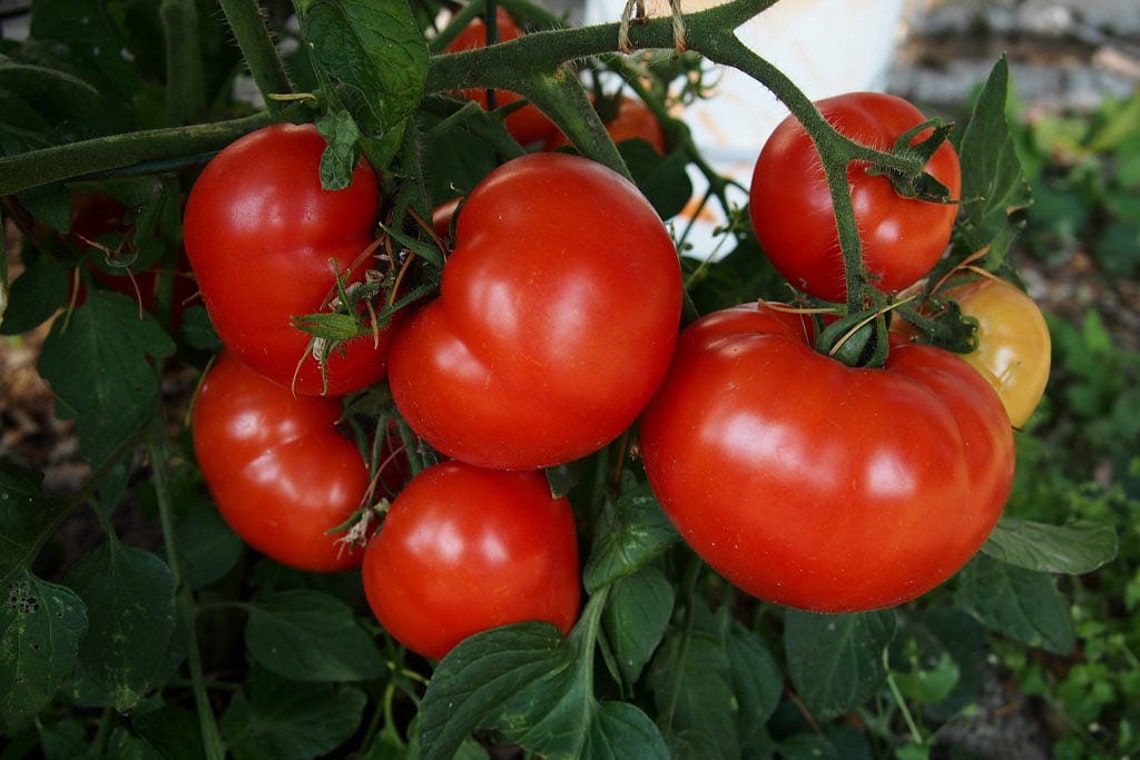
<box><xmin>0</xmin><ymin>112</ymin><xmax>274</xmax><ymax>196</ymax></box>
<box><xmin>216</xmin><ymin>0</ymin><xmax>294</xmax><ymax>113</ymax></box>
<box><xmin>161</xmin><ymin>0</ymin><xmax>208</xmax><ymax>126</ymax></box>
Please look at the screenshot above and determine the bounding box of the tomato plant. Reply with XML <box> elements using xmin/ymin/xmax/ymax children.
<box><xmin>446</xmin><ymin>7</ymin><xmax>558</xmax><ymax>145</ymax></box>
<box><xmin>362</xmin><ymin>461</ymin><xmax>580</xmax><ymax>661</ymax></box>
<box><xmin>638</xmin><ymin>301</ymin><xmax>1017</xmax><ymax>612</ymax></box>
<box><xmin>191</xmin><ymin>350</ymin><xmax>371</xmax><ymax>572</ymax></box>
<box><xmin>388</xmin><ymin>151</ymin><xmax>682</xmax><ymax>470</ymax></box>
<box><xmin>183</xmin><ymin>122</ymin><xmax>396</xmax><ymax>396</ymax></box>
<box><xmin>749</xmin><ymin>92</ymin><xmax>962</xmax><ymax>303</ymax></box>
<box><xmin>1</xmin><ymin>2</ymin><xmax>1122</xmax><ymax>758</ymax></box>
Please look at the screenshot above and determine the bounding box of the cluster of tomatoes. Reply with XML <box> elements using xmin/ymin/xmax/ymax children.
<box><xmin>181</xmin><ymin>13</ymin><xmax>1051</xmax><ymax>662</ymax></box>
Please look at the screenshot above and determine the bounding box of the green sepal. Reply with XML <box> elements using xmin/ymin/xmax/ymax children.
<box><xmin>817</xmin><ymin>310</ymin><xmax>890</xmax><ymax>369</ymax></box>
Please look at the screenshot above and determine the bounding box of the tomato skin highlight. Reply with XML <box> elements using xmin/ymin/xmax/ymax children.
<box><xmin>389</xmin><ymin>152</ymin><xmax>683</xmax><ymax>470</ymax></box>
<box><xmin>749</xmin><ymin>92</ymin><xmax>962</xmax><ymax>303</ymax></box>
<box><xmin>362</xmin><ymin>461</ymin><xmax>581</xmax><ymax>661</ymax></box>
<box><xmin>191</xmin><ymin>351</ymin><xmax>370</xmax><ymax>572</ymax></box>
<box><xmin>182</xmin><ymin>122</ymin><xmax>393</xmax><ymax>396</ymax></box>
<box><xmin>638</xmin><ymin>302</ymin><xmax>1015</xmax><ymax>613</ymax></box>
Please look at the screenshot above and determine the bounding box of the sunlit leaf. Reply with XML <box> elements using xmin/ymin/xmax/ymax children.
<box><xmin>981</xmin><ymin>517</ymin><xmax>1117</xmax><ymax>575</ymax></box>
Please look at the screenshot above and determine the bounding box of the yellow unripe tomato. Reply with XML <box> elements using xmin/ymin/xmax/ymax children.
<box><xmin>945</xmin><ymin>277</ymin><xmax>1051</xmax><ymax>428</ymax></box>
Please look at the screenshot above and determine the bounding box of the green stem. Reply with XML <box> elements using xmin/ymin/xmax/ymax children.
<box><xmin>161</xmin><ymin>0</ymin><xmax>208</xmax><ymax>126</ymax></box>
<box><xmin>216</xmin><ymin>0</ymin><xmax>294</xmax><ymax>113</ymax></box>
<box><xmin>1</xmin><ymin>207</ymin><xmax>9</xmax><ymax>326</ymax></box>
<box><xmin>0</xmin><ymin>112</ymin><xmax>274</xmax><ymax>196</ymax></box>
<box><xmin>526</xmin><ymin>68</ymin><xmax>630</xmax><ymax>179</ymax></box>
<box><xmin>148</xmin><ymin>428</ymin><xmax>226</xmax><ymax>760</ymax></box>
<box><xmin>91</xmin><ymin>707</ymin><xmax>115</xmax><ymax>755</ymax></box>
<box><xmin>681</xmin><ymin>27</ymin><xmax>871</xmax><ymax>310</ymax></box>
<box><xmin>570</xmin><ymin>585</ymin><xmax>610</xmax><ymax>669</ymax></box>
<box><xmin>883</xmin><ymin>650</ymin><xmax>924</xmax><ymax>746</ymax></box>
<box><xmin>659</xmin><ymin>555</ymin><xmax>703</xmax><ymax>731</ymax></box>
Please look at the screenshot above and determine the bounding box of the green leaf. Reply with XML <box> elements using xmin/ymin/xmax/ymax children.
<box><xmin>178</xmin><ymin>304</ymin><xmax>222</xmax><ymax>353</ymax></box>
<box><xmin>381</xmin><ymin>222</ymin><xmax>445</xmax><ymax>270</ymax></box>
<box><xmin>784</xmin><ymin>609</ymin><xmax>897</xmax><ymax>719</ymax></box>
<box><xmin>778</xmin><ymin>733</ymin><xmax>842</xmax><ymax>760</ymax></box>
<box><xmin>981</xmin><ymin>517</ymin><xmax>1117</xmax><ymax>575</ymax></box>
<box><xmin>893</xmin><ymin>608</ymin><xmax>987</xmax><ymax>722</ymax></box>
<box><xmin>622</xmin><ymin>140</ymin><xmax>692</xmax><ymax>220</ymax></box>
<box><xmin>646</xmin><ymin>601</ymin><xmax>739</xmax><ymax>759</ymax></box>
<box><xmin>602</xmin><ymin>566</ymin><xmax>674</xmax><ymax>686</ymax></box>
<box><xmin>545</xmin><ymin>457</ymin><xmax>588</xmax><ymax>500</ymax></box>
<box><xmin>0</xmin><ymin>465</ymin><xmax>71</xmax><ymax>586</ymax></box>
<box><xmin>65</xmin><ymin>541</ymin><xmax>178</xmax><ymax>712</ymax></box>
<box><xmin>955</xmin><ymin>55</ymin><xmax>1033</xmax><ymax>253</ymax></box>
<box><xmin>175</xmin><ymin>510</ymin><xmax>242</xmax><ymax>590</ymax></box>
<box><xmin>893</xmin><ymin>651</ymin><xmax>960</xmax><ymax>705</ymax></box>
<box><xmin>0</xmin><ymin>570</ymin><xmax>87</xmax><ymax>729</ymax></box>
<box><xmin>0</xmin><ymin>246</ymin><xmax>68</xmax><ymax>336</ymax></box>
<box><xmin>37</xmin><ymin>288</ymin><xmax>175</xmax><ymax>468</ymax></box>
<box><xmin>27</xmin><ymin>0</ymin><xmax>141</xmax><ymax>106</ymax></box>
<box><xmin>296</xmin><ymin>0</ymin><xmax>429</xmax><ymax>165</ymax></box>
<box><xmin>723</xmin><ymin>615</ymin><xmax>783</xmax><ymax>753</ymax></box>
<box><xmin>131</xmin><ymin>705</ymin><xmax>207</xmax><ymax>760</ymax></box>
<box><xmin>39</xmin><ymin>718</ymin><xmax>90</xmax><ymax>760</ymax></box>
<box><xmin>954</xmin><ymin>554</ymin><xmax>1075</xmax><ymax>654</ymax></box>
<box><xmin>419</xmin><ymin>618</ymin><xmax>669</xmax><ymax>760</ymax></box>
<box><xmin>315</xmin><ymin>110</ymin><xmax>363</xmax><ymax>191</ymax></box>
<box><xmin>583</xmin><ymin>481</ymin><xmax>679</xmax><ymax>593</ymax></box>
<box><xmin>222</xmin><ymin>669</ymin><xmax>367</xmax><ymax>760</ymax></box>
<box><xmin>419</xmin><ymin>623</ymin><xmax>568</xmax><ymax>759</ymax></box>
<box><xmin>0</xmin><ymin>61</ymin><xmax>115</xmax><ymax>144</ymax></box>
<box><xmin>244</xmin><ymin>590</ymin><xmax>384</xmax><ymax>682</ymax></box>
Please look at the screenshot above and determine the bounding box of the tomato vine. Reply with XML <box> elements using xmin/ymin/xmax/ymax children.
<box><xmin>0</xmin><ymin>0</ymin><xmax>1122</xmax><ymax>757</ymax></box>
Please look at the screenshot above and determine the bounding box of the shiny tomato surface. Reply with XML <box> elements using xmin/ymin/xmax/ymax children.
<box><xmin>183</xmin><ymin>123</ymin><xmax>393</xmax><ymax>396</ymax></box>
<box><xmin>750</xmin><ymin>92</ymin><xmax>961</xmax><ymax>303</ymax></box>
<box><xmin>362</xmin><ymin>461</ymin><xmax>581</xmax><ymax>660</ymax></box>
<box><xmin>388</xmin><ymin>152</ymin><xmax>682</xmax><ymax>470</ymax></box>
<box><xmin>639</xmin><ymin>302</ymin><xmax>1015</xmax><ymax>612</ymax></box>
<box><xmin>192</xmin><ymin>351</ymin><xmax>370</xmax><ymax>572</ymax></box>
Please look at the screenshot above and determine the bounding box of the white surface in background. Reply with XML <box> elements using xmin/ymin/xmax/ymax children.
<box><xmin>581</xmin><ymin>0</ymin><xmax>909</xmax><ymax>256</ymax></box>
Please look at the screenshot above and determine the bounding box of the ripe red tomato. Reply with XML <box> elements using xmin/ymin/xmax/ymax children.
<box><xmin>362</xmin><ymin>461</ymin><xmax>581</xmax><ymax>660</ymax></box>
<box><xmin>388</xmin><ymin>152</ymin><xmax>683</xmax><ymax>470</ymax></box>
<box><xmin>182</xmin><ymin>123</ymin><xmax>395</xmax><ymax>396</ymax></box>
<box><xmin>191</xmin><ymin>350</ymin><xmax>371</xmax><ymax>572</ymax></box>
<box><xmin>545</xmin><ymin>97</ymin><xmax>666</xmax><ymax>154</ymax></box>
<box><xmin>749</xmin><ymin>92</ymin><xmax>961</xmax><ymax>303</ymax></box>
<box><xmin>446</xmin><ymin>8</ymin><xmax>558</xmax><ymax>145</ymax></box>
<box><xmin>638</xmin><ymin>302</ymin><xmax>1015</xmax><ymax>613</ymax></box>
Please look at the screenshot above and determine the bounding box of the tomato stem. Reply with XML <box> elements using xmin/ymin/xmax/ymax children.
<box><xmin>147</xmin><ymin>426</ymin><xmax>227</xmax><ymax>760</ymax></box>
<box><xmin>215</xmin><ymin>0</ymin><xmax>294</xmax><ymax>115</ymax></box>
<box><xmin>884</xmin><ymin>651</ymin><xmax>926</xmax><ymax>746</ymax></box>
<box><xmin>161</xmin><ymin>0</ymin><xmax>208</xmax><ymax>127</ymax></box>
<box><xmin>0</xmin><ymin>112</ymin><xmax>274</xmax><ymax>196</ymax></box>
